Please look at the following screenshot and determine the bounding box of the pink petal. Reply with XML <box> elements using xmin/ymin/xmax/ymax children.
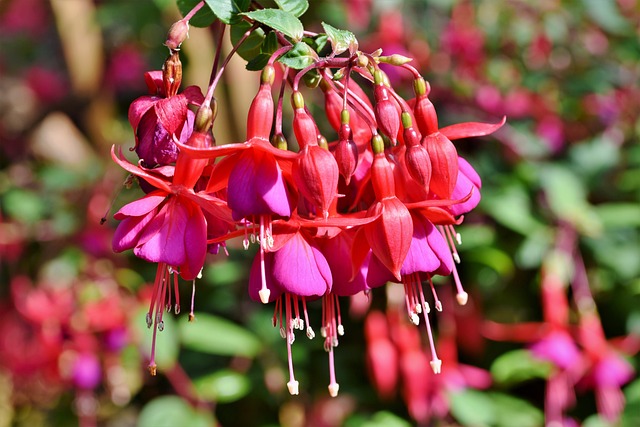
<box><xmin>439</xmin><ymin>116</ymin><xmax>506</xmax><ymax>141</ymax></box>
<box><xmin>272</xmin><ymin>233</ymin><xmax>332</xmax><ymax>297</ymax></box>
<box><xmin>128</xmin><ymin>95</ymin><xmax>158</xmax><ymax>131</ymax></box>
<box><xmin>134</xmin><ymin>200</ymin><xmax>187</xmax><ymax>266</ymax></box>
<box><xmin>113</xmin><ymin>192</ymin><xmax>166</xmax><ymax>219</ymax></box>
<box><xmin>155</xmin><ymin>95</ymin><xmax>188</xmax><ymax>136</ymax></box>
<box><xmin>112</xmin><ymin>209</ymin><xmax>156</xmax><ymax>252</ymax></box>
<box><xmin>179</xmin><ymin>203</ymin><xmax>207</xmax><ymax>280</ymax></box>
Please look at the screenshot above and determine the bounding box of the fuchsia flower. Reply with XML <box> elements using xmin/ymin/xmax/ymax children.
<box><xmin>128</xmin><ymin>52</ymin><xmax>204</xmax><ymax>167</ymax></box>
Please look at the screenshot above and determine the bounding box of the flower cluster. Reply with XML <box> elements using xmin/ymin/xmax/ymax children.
<box><xmin>111</xmin><ymin>9</ymin><xmax>504</xmax><ymax>398</ymax></box>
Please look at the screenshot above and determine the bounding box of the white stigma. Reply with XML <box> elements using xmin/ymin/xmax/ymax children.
<box><xmin>430</xmin><ymin>359</ymin><xmax>442</xmax><ymax>374</ymax></box>
<box><xmin>259</xmin><ymin>288</ymin><xmax>271</xmax><ymax>304</ymax></box>
<box><xmin>456</xmin><ymin>291</ymin><xmax>469</xmax><ymax>306</ymax></box>
<box><xmin>287</xmin><ymin>380</ymin><xmax>299</xmax><ymax>395</ymax></box>
<box><xmin>328</xmin><ymin>383</ymin><xmax>340</xmax><ymax>397</ymax></box>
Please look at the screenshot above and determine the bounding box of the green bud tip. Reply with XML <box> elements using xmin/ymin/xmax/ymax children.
<box><xmin>292</xmin><ymin>91</ymin><xmax>305</xmax><ymax>110</ymax></box>
<box><xmin>318</xmin><ymin>135</ymin><xmax>329</xmax><ymax>149</ymax></box>
<box><xmin>195</xmin><ymin>104</ymin><xmax>213</xmax><ymax>132</ymax></box>
<box><xmin>261</xmin><ymin>65</ymin><xmax>275</xmax><ymax>85</ymax></box>
<box><xmin>413</xmin><ymin>77</ymin><xmax>427</xmax><ymax>96</ymax></box>
<box><xmin>373</xmin><ymin>69</ymin><xmax>384</xmax><ymax>85</ymax></box>
<box><xmin>341</xmin><ymin>109</ymin><xmax>350</xmax><ymax>125</ymax></box>
<box><xmin>271</xmin><ymin>134</ymin><xmax>288</xmax><ymax>150</ymax></box>
<box><xmin>401</xmin><ymin>111</ymin><xmax>413</xmax><ymax>129</ymax></box>
<box><xmin>371</xmin><ymin>134</ymin><xmax>384</xmax><ymax>154</ymax></box>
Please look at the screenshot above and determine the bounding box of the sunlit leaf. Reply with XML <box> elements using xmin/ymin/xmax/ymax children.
<box><xmin>138</xmin><ymin>396</ymin><xmax>215</xmax><ymax>427</ymax></box>
<box><xmin>278</xmin><ymin>41</ymin><xmax>317</xmax><ymax>69</ymax></box>
<box><xmin>449</xmin><ymin>389</ymin><xmax>496</xmax><ymax>427</ymax></box>
<box><xmin>243</xmin><ymin>9</ymin><xmax>304</xmax><ymax>40</ymax></box>
<box><xmin>205</xmin><ymin>0</ymin><xmax>250</xmax><ymax>24</ymax></box>
<box><xmin>321</xmin><ymin>22</ymin><xmax>358</xmax><ymax>55</ymax></box>
<box><xmin>274</xmin><ymin>0</ymin><xmax>308</xmax><ymax>17</ymax></box>
<box><xmin>194</xmin><ymin>370</ymin><xmax>251</xmax><ymax>403</ymax></box>
<box><xmin>490</xmin><ymin>392</ymin><xmax>544</xmax><ymax>427</ymax></box>
<box><xmin>491</xmin><ymin>349</ymin><xmax>553</xmax><ymax>386</ymax></box>
<box><xmin>180</xmin><ymin>312</ymin><xmax>262</xmax><ymax>357</ymax></box>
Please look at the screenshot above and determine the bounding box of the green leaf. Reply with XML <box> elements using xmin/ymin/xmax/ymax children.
<box><xmin>278</xmin><ymin>41</ymin><xmax>317</xmax><ymax>69</ymax></box>
<box><xmin>180</xmin><ymin>312</ymin><xmax>262</xmax><ymax>357</ymax></box>
<box><xmin>132</xmin><ymin>307</ymin><xmax>180</xmax><ymax>372</ymax></box>
<box><xmin>595</xmin><ymin>203</ymin><xmax>640</xmax><ymax>228</ymax></box>
<box><xmin>138</xmin><ymin>396</ymin><xmax>215</xmax><ymax>427</ymax></box>
<box><xmin>321</xmin><ymin>22</ymin><xmax>358</xmax><ymax>55</ymax></box>
<box><xmin>230</xmin><ymin>21</ymin><xmax>266</xmax><ymax>62</ymax></box>
<box><xmin>194</xmin><ymin>370</ymin><xmax>251</xmax><ymax>403</ymax></box>
<box><xmin>243</xmin><ymin>9</ymin><xmax>304</xmax><ymax>40</ymax></box>
<box><xmin>2</xmin><ymin>188</ymin><xmax>47</xmax><ymax>224</ymax></box>
<box><xmin>582</xmin><ymin>0</ymin><xmax>632</xmax><ymax>35</ymax></box>
<box><xmin>490</xmin><ymin>392</ymin><xmax>544</xmax><ymax>427</ymax></box>
<box><xmin>481</xmin><ymin>183</ymin><xmax>546</xmax><ymax>236</ymax></box>
<box><xmin>490</xmin><ymin>349</ymin><xmax>553</xmax><ymax>386</ymax></box>
<box><xmin>449</xmin><ymin>389</ymin><xmax>496</xmax><ymax>427</ymax></box>
<box><xmin>274</xmin><ymin>0</ymin><xmax>308</xmax><ymax>17</ymax></box>
<box><xmin>540</xmin><ymin>165</ymin><xmax>602</xmax><ymax>236</ymax></box>
<box><xmin>204</xmin><ymin>0</ymin><xmax>250</xmax><ymax>24</ymax></box>
<box><xmin>177</xmin><ymin>0</ymin><xmax>217</xmax><ymax>27</ymax></box>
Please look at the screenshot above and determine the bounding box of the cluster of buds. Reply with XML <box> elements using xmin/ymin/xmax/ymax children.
<box><xmin>110</xmin><ymin>13</ymin><xmax>505</xmax><ymax>398</ymax></box>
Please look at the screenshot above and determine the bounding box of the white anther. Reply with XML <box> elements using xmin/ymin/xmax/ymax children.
<box><xmin>453</xmin><ymin>253</ymin><xmax>461</xmax><ymax>264</ymax></box>
<box><xmin>337</xmin><ymin>324</ymin><xmax>344</xmax><ymax>336</ymax></box>
<box><xmin>306</xmin><ymin>327</ymin><xmax>315</xmax><ymax>340</ymax></box>
<box><xmin>456</xmin><ymin>233</ymin><xmax>462</xmax><ymax>245</ymax></box>
<box><xmin>456</xmin><ymin>291</ymin><xmax>469</xmax><ymax>306</ymax></box>
<box><xmin>287</xmin><ymin>380</ymin><xmax>299</xmax><ymax>395</ymax></box>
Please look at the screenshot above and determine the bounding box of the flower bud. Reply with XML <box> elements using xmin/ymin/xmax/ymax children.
<box><xmin>165</xmin><ymin>19</ymin><xmax>190</xmax><ymax>51</ymax></box>
<box><xmin>413</xmin><ymin>77</ymin><xmax>438</xmax><ymax>135</ymax></box>
<box><xmin>292</xmin><ymin>91</ymin><xmax>319</xmax><ymax>149</ymax></box>
<box><xmin>293</xmin><ymin>144</ymin><xmax>339</xmax><ymax>219</ymax></box>
<box><xmin>373</xmin><ymin>70</ymin><xmax>400</xmax><ymax>145</ymax></box>
<box><xmin>195</xmin><ymin>103</ymin><xmax>214</xmax><ymax>133</ymax></box>
<box><xmin>401</xmin><ymin>112</ymin><xmax>431</xmax><ymax>189</ymax></box>
<box><xmin>247</xmin><ymin>69</ymin><xmax>274</xmax><ymax>140</ymax></box>
<box><xmin>162</xmin><ymin>51</ymin><xmax>182</xmax><ymax>98</ymax></box>
<box><xmin>422</xmin><ymin>132</ymin><xmax>458</xmax><ymax>199</ymax></box>
<box><xmin>271</xmin><ymin>133</ymin><xmax>288</xmax><ymax>150</ymax></box>
<box><xmin>378</xmin><ymin>54</ymin><xmax>413</xmax><ymax>66</ymax></box>
<box><xmin>334</xmin><ymin>111</ymin><xmax>358</xmax><ymax>185</ymax></box>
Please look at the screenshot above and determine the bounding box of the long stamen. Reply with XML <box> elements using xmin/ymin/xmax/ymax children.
<box><xmin>258</xmin><ymin>216</ymin><xmax>270</xmax><ymax>304</ymax></box>
<box><xmin>189</xmin><ymin>280</ymin><xmax>196</xmax><ymax>322</ymax></box>
<box><xmin>440</xmin><ymin>225</ymin><xmax>460</xmax><ymax>263</ymax></box>
<box><xmin>302</xmin><ymin>298</ymin><xmax>315</xmax><ymax>339</ymax></box>
<box><xmin>285</xmin><ymin>294</ymin><xmax>299</xmax><ymax>395</ymax></box>
<box><xmin>451</xmin><ymin>263</ymin><xmax>469</xmax><ymax>305</ymax></box>
<box><xmin>418</xmin><ymin>282</ymin><xmax>442</xmax><ymax>374</ymax></box>
<box><xmin>327</xmin><ymin>346</ymin><xmax>339</xmax><ymax>397</ymax></box>
<box><xmin>427</xmin><ymin>275</ymin><xmax>442</xmax><ymax>311</ymax></box>
<box><xmin>335</xmin><ymin>294</ymin><xmax>344</xmax><ymax>336</ymax></box>
<box><xmin>173</xmin><ymin>273</ymin><xmax>180</xmax><ymax>314</ymax></box>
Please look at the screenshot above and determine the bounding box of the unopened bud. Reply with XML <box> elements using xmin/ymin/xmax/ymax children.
<box><xmin>292</xmin><ymin>91</ymin><xmax>305</xmax><ymax>110</ymax></box>
<box><xmin>165</xmin><ymin>19</ymin><xmax>189</xmax><ymax>51</ymax></box>
<box><xmin>271</xmin><ymin>133</ymin><xmax>288</xmax><ymax>150</ymax></box>
<box><xmin>195</xmin><ymin>104</ymin><xmax>213</xmax><ymax>132</ymax></box>
<box><xmin>371</xmin><ymin>134</ymin><xmax>384</xmax><ymax>155</ymax></box>
<box><xmin>317</xmin><ymin>135</ymin><xmax>329</xmax><ymax>150</ymax></box>
<box><xmin>261</xmin><ymin>64</ymin><xmax>275</xmax><ymax>85</ymax></box>
<box><xmin>356</xmin><ymin>53</ymin><xmax>369</xmax><ymax>68</ymax></box>
<box><xmin>378</xmin><ymin>54</ymin><xmax>413</xmax><ymax>66</ymax></box>
<box><xmin>413</xmin><ymin>77</ymin><xmax>430</xmax><ymax>97</ymax></box>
